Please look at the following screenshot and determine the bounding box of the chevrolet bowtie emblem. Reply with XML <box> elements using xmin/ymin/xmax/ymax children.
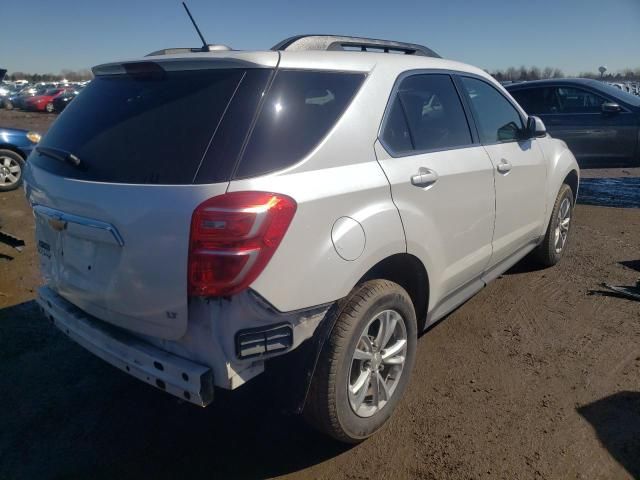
<box><xmin>48</xmin><ymin>217</ymin><xmax>67</xmax><ymax>232</ymax></box>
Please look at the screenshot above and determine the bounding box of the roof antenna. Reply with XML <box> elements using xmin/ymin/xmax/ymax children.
<box><xmin>182</xmin><ymin>2</ymin><xmax>209</xmax><ymax>51</ymax></box>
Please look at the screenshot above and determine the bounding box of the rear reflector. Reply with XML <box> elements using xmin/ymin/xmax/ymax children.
<box><xmin>188</xmin><ymin>191</ymin><xmax>297</xmax><ymax>297</ymax></box>
<box><xmin>236</xmin><ymin>324</ymin><xmax>293</xmax><ymax>359</ymax></box>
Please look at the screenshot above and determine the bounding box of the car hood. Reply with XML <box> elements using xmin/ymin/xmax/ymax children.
<box><xmin>0</xmin><ymin>127</ymin><xmax>29</xmax><ymax>135</ymax></box>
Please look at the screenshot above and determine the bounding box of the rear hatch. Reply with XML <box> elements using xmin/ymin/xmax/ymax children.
<box><xmin>25</xmin><ymin>54</ymin><xmax>277</xmax><ymax>340</ymax></box>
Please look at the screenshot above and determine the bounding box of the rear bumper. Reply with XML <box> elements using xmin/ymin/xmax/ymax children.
<box><xmin>37</xmin><ymin>286</ymin><xmax>214</xmax><ymax>407</ymax></box>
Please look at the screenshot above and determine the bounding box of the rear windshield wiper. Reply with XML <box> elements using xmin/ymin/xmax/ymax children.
<box><xmin>35</xmin><ymin>146</ymin><xmax>82</xmax><ymax>168</ymax></box>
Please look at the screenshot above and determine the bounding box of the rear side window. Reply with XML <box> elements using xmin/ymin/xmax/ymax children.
<box><xmin>234</xmin><ymin>70</ymin><xmax>365</xmax><ymax>179</ymax></box>
<box><xmin>460</xmin><ymin>77</ymin><xmax>524</xmax><ymax>144</ymax></box>
<box><xmin>32</xmin><ymin>68</ymin><xmax>269</xmax><ymax>184</ymax></box>
<box><xmin>510</xmin><ymin>87</ymin><xmax>559</xmax><ymax>114</ymax></box>
<box><xmin>381</xmin><ymin>74</ymin><xmax>472</xmax><ymax>154</ymax></box>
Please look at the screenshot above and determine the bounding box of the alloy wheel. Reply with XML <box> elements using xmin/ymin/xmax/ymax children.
<box><xmin>554</xmin><ymin>197</ymin><xmax>571</xmax><ymax>254</ymax></box>
<box><xmin>348</xmin><ymin>309</ymin><xmax>408</xmax><ymax>418</ymax></box>
<box><xmin>0</xmin><ymin>156</ymin><xmax>22</xmax><ymax>187</ymax></box>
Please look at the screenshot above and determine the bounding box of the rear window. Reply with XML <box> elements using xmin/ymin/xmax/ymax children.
<box><xmin>381</xmin><ymin>74</ymin><xmax>473</xmax><ymax>155</ymax></box>
<box><xmin>233</xmin><ymin>70</ymin><xmax>365</xmax><ymax>179</ymax></box>
<box><xmin>32</xmin><ymin>68</ymin><xmax>269</xmax><ymax>184</ymax></box>
<box><xmin>32</xmin><ymin>66</ymin><xmax>364</xmax><ymax>184</ymax></box>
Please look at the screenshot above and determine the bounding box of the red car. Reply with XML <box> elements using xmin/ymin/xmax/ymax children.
<box><xmin>24</xmin><ymin>88</ymin><xmax>68</xmax><ymax>113</ymax></box>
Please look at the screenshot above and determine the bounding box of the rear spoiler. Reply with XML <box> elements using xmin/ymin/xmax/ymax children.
<box><xmin>92</xmin><ymin>53</ymin><xmax>278</xmax><ymax>76</ymax></box>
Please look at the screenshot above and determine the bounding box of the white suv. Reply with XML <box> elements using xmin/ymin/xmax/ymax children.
<box><xmin>24</xmin><ymin>35</ymin><xmax>579</xmax><ymax>443</ymax></box>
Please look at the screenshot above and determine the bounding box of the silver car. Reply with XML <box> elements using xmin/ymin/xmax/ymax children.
<box><xmin>24</xmin><ymin>35</ymin><xmax>579</xmax><ymax>443</ymax></box>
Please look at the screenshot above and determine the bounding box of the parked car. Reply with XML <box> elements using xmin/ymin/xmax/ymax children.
<box><xmin>24</xmin><ymin>35</ymin><xmax>579</xmax><ymax>443</ymax></box>
<box><xmin>0</xmin><ymin>127</ymin><xmax>40</xmax><ymax>191</ymax></box>
<box><xmin>0</xmin><ymin>83</ymin><xmax>26</xmax><ymax>109</ymax></box>
<box><xmin>5</xmin><ymin>85</ymin><xmax>43</xmax><ymax>110</ymax></box>
<box><xmin>51</xmin><ymin>90</ymin><xmax>80</xmax><ymax>112</ymax></box>
<box><xmin>507</xmin><ymin>79</ymin><xmax>640</xmax><ymax>167</ymax></box>
<box><xmin>24</xmin><ymin>88</ymin><xmax>69</xmax><ymax>112</ymax></box>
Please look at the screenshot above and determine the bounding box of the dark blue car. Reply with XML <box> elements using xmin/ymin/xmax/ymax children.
<box><xmin>506</xmin><ymin>79</ymin><xmax>640</xmax><ymax>167</ymax></box>
<box><xmin>0</xmin><ymin>127</ymin><xmax>40</xmax><ymax>191</ymax></box>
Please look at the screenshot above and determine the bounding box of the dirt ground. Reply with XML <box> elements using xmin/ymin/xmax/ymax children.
<box><xmin>1</xmin><ymin>110</ymin><xmax>639</xmax><ymax>479</ymax></box>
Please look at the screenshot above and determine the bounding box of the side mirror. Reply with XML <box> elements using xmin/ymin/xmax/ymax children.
<box><xmin>602</xmin><ymin>102</ymin><xmax>622</xmax><ymax>114</ymax></box>
<box><xmin>527</xmin><ymin>116</ymin><xmax>547</xmax><ymax>138</ymax></box>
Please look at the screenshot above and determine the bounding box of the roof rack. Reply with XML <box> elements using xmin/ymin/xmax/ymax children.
<box><xmin>272</xmin><ymin>35</ymin><xmax>441</xmax><ymax>58</ymax></box>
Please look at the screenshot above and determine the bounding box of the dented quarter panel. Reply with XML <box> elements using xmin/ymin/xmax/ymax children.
<box><xmin>139</xmin><ymin>290</ymin><xmax>330</xmax><ymax>389</ymax></box>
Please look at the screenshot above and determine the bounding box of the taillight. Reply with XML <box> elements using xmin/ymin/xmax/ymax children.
<box><xmin>188</xmin><ymin>191</ymin><xmax>297</xmax><ymax>297</ymax></box>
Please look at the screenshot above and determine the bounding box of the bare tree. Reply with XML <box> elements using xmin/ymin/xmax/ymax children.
<box><xmin>529</xmin><ymin>66</ymin><xmax>541</xmax><ymax>80</ymax></box>
<box><xmin>489</xmin><ymin>66</ymin><xmax>639</xmax><ymax>82</ymax></box>
<box><xmin>6</xmin><ymin>69</ymin><xmax>93</xmax><ymax>83</ymax></box>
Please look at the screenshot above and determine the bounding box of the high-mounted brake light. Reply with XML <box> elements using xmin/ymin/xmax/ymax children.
<box><xmin>188</xmin><ymin>191</ymin><xmax>297</xmax><ymax>297</ymax></box>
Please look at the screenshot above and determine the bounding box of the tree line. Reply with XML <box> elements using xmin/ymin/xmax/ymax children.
<box><xmin>4</xmin><ymin>69</ymin><xmax>93</xmax><ymax>82</ymax></box>
<box><xmin>489</xmin><ymin>66</ymin><xmax>640</xmax><ymax>82</ymax></box>
<box><xmin>6</xmin><ymin>66</ymin><xmax>640</xmax><ymax>84</ymax></box>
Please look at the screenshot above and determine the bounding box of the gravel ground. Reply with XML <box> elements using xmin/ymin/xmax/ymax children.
<box><xmin>580</xmin><ymin>167</ymin><xmax>640</xmax><ymax>178</ymax></box>
<box><xmin>1</xmin><ymin>110</ymin><xmax>639</xmax><ymax>479</ymax></box>
<box><xmin>0</xmin><ymin>109</ymin><xmax>57</xmax><ymax>134</ymax></box>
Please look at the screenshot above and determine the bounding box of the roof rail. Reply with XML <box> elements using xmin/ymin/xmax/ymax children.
<box><xmin>272</xmin><ymin>35</ymin><xmax>441</xmax><ymax>58</ymax></box>
<box><xmin>146</xmin><ymin>44</ymin><xmax>232</xmax><ymax>57</ymax></box>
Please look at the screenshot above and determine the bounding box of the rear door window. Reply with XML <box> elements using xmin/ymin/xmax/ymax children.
<box><xmin>32</xmin><ymin>67</ymin><xmax>270</xmax><ymax>184</ymax></box>
<box><xmin>380</xmin><ymin>96</ymin><xmax>413</xmax><ymax>154</ymax></box>
<box><xmin>381</xmin><ymin>73</ymin><xmax>473</xmax><ymax>154</ymax></box>
<box><xmin>233</xmin><ymin>70</ymin><xmax>365</xmax><ymax>179</ymax></box>
<box><xmin>510</xmin><ymin>87</ymin><xmax>560</xmax><ymax>114</ymax></box>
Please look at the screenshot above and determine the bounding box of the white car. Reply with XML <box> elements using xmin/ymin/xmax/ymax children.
<box><xmin>24</xmin><ymin>35</ymin><xmax>579</xmax><ymax>443</ymax></box>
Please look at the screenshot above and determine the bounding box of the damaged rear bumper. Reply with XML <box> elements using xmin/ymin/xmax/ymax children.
<box><xmin>37</xmin><ymin>286</ymin><xmax>214</xmax><ymax>406</ymax></box>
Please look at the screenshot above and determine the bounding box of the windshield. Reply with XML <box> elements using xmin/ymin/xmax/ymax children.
<box><xmin>598</xmin><ymin>82</ymin><xmax>640</xmax><ymax>107</ymax></box>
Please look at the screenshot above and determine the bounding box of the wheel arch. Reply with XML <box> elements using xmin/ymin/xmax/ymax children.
<box><xmin>542</xmin><ymin>143</ymin><xmax>580</xmax><ymax>228</ymax></box>
<box><xmin>273</xmin><ymin>252</ymin><xmax>430</xmax><ymax>416</ymax></box>
<box><xmin>0</xmin><ymin>144</ymin><xmax>27</xmax><ymax>160</ymax></box>
<box><xmin>563</xmin><ymin>169</ymin><xmax>579</xmax><ymax>203</ymax></box>
<box><xmin>358</xmin><ymin>253</ymin><xmax>430</xmax><ymax>331</ymax></box>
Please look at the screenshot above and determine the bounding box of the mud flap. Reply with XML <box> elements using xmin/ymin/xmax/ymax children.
<box><xmin>264</xmin><ymin>301</ymin><xmax>341</xmax><ymax>415</ymax></box>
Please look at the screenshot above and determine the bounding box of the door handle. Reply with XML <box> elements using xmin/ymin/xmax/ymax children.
<box><xmin>496</xmin><ymin>160</ymin><xmax>512</xmax><ymax>174</ymax></box>
<box><xmin>410</xmin><ymin>168</ymin><xmax>438</xmax><ymax>188</ymax></box>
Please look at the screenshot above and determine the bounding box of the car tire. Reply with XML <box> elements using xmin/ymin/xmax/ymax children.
<box><xmin>533</xmin><ymin>184</ymin><xmax>574</xmax><ymax>267</ymax></box>
<box><xmin>0</xmin><ymin>149</ymin><xmax>25</xmax><ymax>192</ymax></box>
<box><xmin>3</xmin><ymin>99</ymin><xmax>13</xmax><ymax>110</ymax></box>
<box><xmin>45</xmin><ymin>103</ymin><xmax>55</xmax><ymax>113</ymax></box>
<box><xmin>304</xmin><ymin>279</ymin><xmax>417</xmax><ymax>443</ymax></box>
